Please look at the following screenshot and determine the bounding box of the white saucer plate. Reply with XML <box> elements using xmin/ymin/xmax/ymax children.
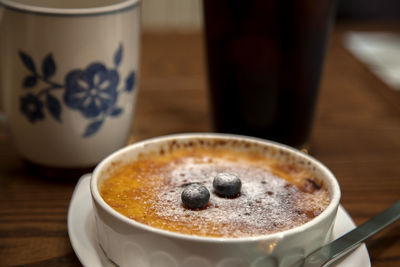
<box><xmin>68</xmin><ymin>174</ymin><xmax>371</xmax><ymax>267</ymax></box>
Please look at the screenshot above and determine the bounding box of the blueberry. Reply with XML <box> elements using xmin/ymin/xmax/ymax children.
<box><xmin>213</xmin><ymin>173</ymin><xmax>241</xmax><ymax>198</ymax></box>
<box><xmin>181</xmin><ymin>183</ymin><xmax>210</xmax><ymax>210</ymax></box>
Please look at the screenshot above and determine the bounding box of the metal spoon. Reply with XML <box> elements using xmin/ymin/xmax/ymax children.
<box><xmin>301</xmin><ymin>201</ymin><xmax>400</xmax><ymax>267</ymax></box>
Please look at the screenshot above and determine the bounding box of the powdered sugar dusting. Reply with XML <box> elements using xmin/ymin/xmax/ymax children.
<box><xmin>151</xmin><ymin>156</ymin><xmax>328</xmax><ymax>237</ymax></box>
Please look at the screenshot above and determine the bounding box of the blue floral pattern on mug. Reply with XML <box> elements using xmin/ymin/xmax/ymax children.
<box><xmin>18</xmin><ymin>44</ymin><xmax>136</xmax><ymax>137</ymax></box>
<box><xmin>64</xmin><ymin>63</ymin><xmax>119</xmax><ymax>118</ymax></box>
<box><xmin>20</xmin><ymin>94</ymin><xmax>45</xmax><ymax>122</ymax></box>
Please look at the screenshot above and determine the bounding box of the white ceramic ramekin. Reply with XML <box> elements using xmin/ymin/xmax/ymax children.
<box><xmin>90</xmin><ymin>133</ymin><xmax>341</xmax><ymax>267</ymax></box>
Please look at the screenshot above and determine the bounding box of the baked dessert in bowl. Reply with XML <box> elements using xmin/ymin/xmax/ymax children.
<box><xmin>90</xmin><ymin>133</ymin><xmax>340</xmax><ymax>267</ymax></box>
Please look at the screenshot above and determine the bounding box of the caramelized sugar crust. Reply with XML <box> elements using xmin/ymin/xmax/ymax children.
<box><xmin>100</xmin><ymin>147</ymin><xmax>330</xmax><ymax>238</ymax></box>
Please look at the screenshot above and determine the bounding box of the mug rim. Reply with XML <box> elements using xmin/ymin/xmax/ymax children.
<box><xmin>0</xmin><ymin>0</ymin><xmax>140</xmax><ymax>16</ymax></box>
<box><xmin>91</xmin><ymin>133</ymin><xmax>341</xmax><ymax>244</ymax></box>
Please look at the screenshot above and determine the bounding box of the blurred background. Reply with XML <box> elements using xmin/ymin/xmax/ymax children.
<box><xmin>138</xmin><ymin>0</ymin><xmax>400</xmax><ymax>97</ymax></box>
<box><xmin>140</xmin><ymin>0</ymin><xmax>400</xmax><ymax>32</ymax></box>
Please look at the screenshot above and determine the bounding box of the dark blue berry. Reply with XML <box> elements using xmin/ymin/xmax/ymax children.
<box><xmin>213</xmin><ymin>173</ymin><xmax>241</xmax><ymax>198</ymax></box>
<box><xmin>181</xmin><ymin>183</ymin><xmax>210</xmax><ymax>210</ymax></box>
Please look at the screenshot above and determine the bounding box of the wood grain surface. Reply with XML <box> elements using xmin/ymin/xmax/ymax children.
<box><xmin>0</xmin><ymin>23</ymin><xmax>399</xmax><ymax>266</ymax></box>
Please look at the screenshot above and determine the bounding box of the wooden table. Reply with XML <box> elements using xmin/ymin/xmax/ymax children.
<box><xmin>1</xmin><ymin>23</ymin><xmax>399</xmax><ymax>266</ymax></box>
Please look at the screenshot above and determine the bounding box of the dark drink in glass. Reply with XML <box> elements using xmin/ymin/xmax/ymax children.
<box><xmin>203</xmin><ymin>0</ymin><xmax>336</xmax><ymax>150</ymax></box>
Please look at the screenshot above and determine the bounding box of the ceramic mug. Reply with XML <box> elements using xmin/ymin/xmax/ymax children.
<box><xmin>0</xmin><ymin>0</ymin><xmax>140</xmax><ymax>169</ymax></box>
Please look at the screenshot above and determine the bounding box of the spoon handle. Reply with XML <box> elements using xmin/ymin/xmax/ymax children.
<box><xmin>303</xmin><ymin>201</ymin><xmax>400</xmax><ymax>267</ymax></box>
